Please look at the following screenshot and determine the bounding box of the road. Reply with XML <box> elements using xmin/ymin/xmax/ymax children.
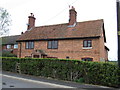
<box><xmin>2</xmin><ymin>74</ymin><xmax>74</xmax><ymax>88</ymax></box>
<box><xmin>2</xmin><ymin>71</ymin><xmax>116</xmax><ymax>89</ymax></box>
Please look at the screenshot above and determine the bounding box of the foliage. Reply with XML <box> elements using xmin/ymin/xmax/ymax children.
<box><xmin>2</xmin><ymin>57</ymin><xmax>18</xmax><ymax>72</ymax></box>
<box><xmin>108</xmin><ymin>61</ymin><xmax>118</xmax><ymax>65</ymax></box>
<box><xmin>1</xmin><ymin>57</ymin><xmax>120</xmax><ymax>87</ymax></box>
<box><xmin>0</xmin><ymin>8</ymin><xmax>11</xmax><ymax>36</ymax></box>
<box><xmin>2</xmin><ymin>52</ymin><xmax>17</xmax><ymax>57</ymax></box>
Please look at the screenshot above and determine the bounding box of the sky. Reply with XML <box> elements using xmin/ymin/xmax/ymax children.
<box><xmin>0</xmin><ymin>0</ymin><xmax>118</xmax><ymax>61</ymax></box>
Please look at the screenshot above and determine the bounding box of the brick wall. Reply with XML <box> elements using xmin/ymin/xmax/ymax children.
<box><xmin>17</xmin><ymin>37</ymin><xmax>108</xmax><ymax>62</ymax></box>
<box><xmin>99</xmin><ymin>28</ymin><xmax>107</xmax><ymax>62</ymax></box>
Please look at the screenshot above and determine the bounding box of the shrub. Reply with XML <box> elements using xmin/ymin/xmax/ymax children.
<box><xmin>1</xmin><ymin>57</ymin><xmax>120</xmax><ymax>87</ymax></box>
<box><xmin>2</xmin><ymin>52</ymin><xmax>17</xmax><ymax>57</ymax></box>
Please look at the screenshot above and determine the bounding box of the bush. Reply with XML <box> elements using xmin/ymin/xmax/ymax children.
<box><xmin>2</xmin><ymin>57</ymin><xmax>18</xmax><ymax>72</ymax></box>
<box><xmin>2</xmin><ymin>52</ymin><xmax>17</xmax><ymax>57</ymax></box>
<box><xmin>1</xmin><ymin>57</ymin><xmax>120</xmax><ymax>87</ymax></box>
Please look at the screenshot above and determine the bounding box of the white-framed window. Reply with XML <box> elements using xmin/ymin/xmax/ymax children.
<box><xmin>7</xmin><ymin>45</ymin><xmax>11</xmax><ymax>49</ymax></box>
<box><xmin>83</xmin><ymin>40</ymin><xmax>92</xmax><ymax>47</ymax></box>
<box><xmin>14</xmin><ymin>44</ymin><xmax>18</xmax><ymax>49</ymax></box>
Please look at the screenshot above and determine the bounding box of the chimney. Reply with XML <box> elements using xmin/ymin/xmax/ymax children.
<box><xmin>27</xmin><ymin>13</ymin><xmax>36</xmax><ymax>30</ymax></box>
<box><xmin>69</xmin><ymin>6</ymin><xmax>77</xmax><ymax>26</ymax></box>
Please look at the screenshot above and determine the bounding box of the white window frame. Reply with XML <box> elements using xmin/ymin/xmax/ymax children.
<box><xmin>7</xmin><ymin>45</ymin><xmax>11</xmax><ymax>49</ymax></box>
<box><xmin>14</xmin><ymin>44</ymin><xmax>18</xmax><ymax>49</ymax></box>
<box><xmin>83</xmin><ymin>40</ymin><xmax>92</xmax><ymax>49</ymax></box>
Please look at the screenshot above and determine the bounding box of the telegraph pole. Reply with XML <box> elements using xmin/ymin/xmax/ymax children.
<box><xmin>117</xmin><ymin>0</ymin><xmax>120</xmax><ymax>68</ymax></box>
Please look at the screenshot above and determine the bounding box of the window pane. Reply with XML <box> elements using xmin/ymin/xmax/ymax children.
<box><xmin>88</xmin><ymin>40</ymin><xmax>92</xmax><ymax>47</ymax></box>
<box><xmin>31</xmin><ymin>42</ymin><xmax>34</xmax><ymax>48</ymax></box>
<box><xmin>26</xmin><ymin>41</ymin><xmax>34</xmax><ymax>49</ymax></box>
<box><xmin>82</xmin><ymin>58</ymin><xmax>93</xmax><ymax>61</ymax></box>
<box><xmin>7</xmin><ymin>45</ymin><xmax>11</xmax><ymax>49</ymax></box>
<box><xmin>82</xmin><ymin>58</ymin><xmax>86</xmax><ymax>61</ymax></box>
<box><xmin>26</xmin><ymin>42</ymin><xmax>29</xmax><ymax>49</ymax></box>
<box><xmin>87</xmin><ymin>58</ymin><xmax>93</xmax><ymax>61</ymax></box>
<box><xmin>83</xmin><ymin>41</ymin><xmax>87</xmax><ymax>47</ymax></box>
<box><xmin>66</xmin><ymin>56</ymin><xmax>69</xmax><ymax>59</ymax></box>
<box><xmin>48</xmin><ymin>40</ymin><xmax>58</xmax><ymax>49</ymax></box>
<box><xmin>83</xmin><ymin>40</ymin><xmax>92</xmax><ymax>47</ymax></box>
<box><xmin>53</xmin><ymin>40</ymin><xmax>58</xmax><ymax>49</ymax></box>
<box><xmin>52</xmin><ymin>41</ymin><xmax>54</xmax><ymax>48</ymax></box>
<box><xmin>48</xmin><ymin>41</ymin><xmax>52</xmax><ymax>49</ymax></box>
<box><xmin>29</xmin><ymin>42</ymin><xmax>30</xmax><ymax>48</ymax></box>
<box><xmin>14</xmin><ymin>44</ymin><xmax>18</xmax><ymax>49</ymax></box>
<box><xmin>30</xmin><ymin>42</ymin><xmax>34</xmax><ymax>49</ymax></box>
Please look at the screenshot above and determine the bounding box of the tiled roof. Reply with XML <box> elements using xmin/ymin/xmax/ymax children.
<box><xmin>1</xmin><ymin>35</ymin><xmax>20</xmax><ymax>45</ymax></box>
<box><xmin>17</xmin><ymin>19</ymin><xmax>104</xmax><ymax>41</ymax></box>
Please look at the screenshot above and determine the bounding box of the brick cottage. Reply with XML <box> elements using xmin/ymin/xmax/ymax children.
<box><xmin>1</xmin><ymin>35</ymin><xmax>20</xmax><ymax>56</ymax></box>
<box><xmin>17</xmin><ymin>6</ymin><xmax>109</xmax><ymax>62</ymax></box>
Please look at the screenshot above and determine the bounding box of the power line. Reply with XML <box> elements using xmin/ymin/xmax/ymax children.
<box><xmin>42</xmin><ymin>0</ymin><xmax>78</xmax><ymax>25</ymax></box>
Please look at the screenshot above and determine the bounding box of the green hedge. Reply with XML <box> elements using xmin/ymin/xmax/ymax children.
<box><xmin>1</xmin><ymin>57</ymin><xmax>120</xmax><ymax>87</ymax></box>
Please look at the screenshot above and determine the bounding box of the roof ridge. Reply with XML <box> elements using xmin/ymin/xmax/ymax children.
<box><xmin>1</xmin><ymin>35</ymin><xmax>20</xmax><ymax>38</ymax></box>
<box><xmin>35</xmin><ymin>23</ymin><xmax>68</xmax><ymax>28</ymax></box>
<box><xmin>77</xmin><ymin>19</ymin><xmax>103</xmax><ymax>23</ymax></box>
<box><xmin>35</xmin><ymin>19</ymin><xmax>103</xmax><ymax>28</ymax></box>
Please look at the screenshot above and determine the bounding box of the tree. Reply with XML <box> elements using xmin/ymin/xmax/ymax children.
<box><xmin>0</xmin><ymin>8</ymin><xmax>11</xmax><ymax>36</ymax></box>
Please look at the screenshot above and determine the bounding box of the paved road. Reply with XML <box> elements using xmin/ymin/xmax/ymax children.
<box><xmin>2</xmin><ymin>75</ymin><xmax>68</xmax><ymax>88</ymax></box>
<box><xmin>2</xmin><ymin>71</ymin><xmax>116</xmax><ymax>89</ymax></box>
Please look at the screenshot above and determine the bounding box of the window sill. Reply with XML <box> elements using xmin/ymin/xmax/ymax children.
<box><xmin>25</xmin><ymin>48</ymin><xmax>34</xmax><ymax>49</ymax></box>
<box><xmin>47</xmin><ymin>48</ymin><xmax>58</xmax><ymax>49</ymax></box>
<box><xmin>82</xmin><ymin>47</ymin><xmax>92</xmax><ymax>49</ymax></box>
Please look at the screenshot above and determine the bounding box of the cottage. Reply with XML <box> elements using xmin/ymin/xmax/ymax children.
<box><xmin>1</xmin><ymin>35</ymin><xmax>20</xmax><ymax>56</ymax></box>
<box><xmin>17</xmin><ymin>7</ymin><xmax>109</xmax><ymax>62</ymax></box>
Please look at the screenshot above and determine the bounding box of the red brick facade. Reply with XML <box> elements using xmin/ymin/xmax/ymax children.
<box><xmin>17</xmin><ymin>37</ymin><xmax>108</xmax><ymax>62</ymax></box>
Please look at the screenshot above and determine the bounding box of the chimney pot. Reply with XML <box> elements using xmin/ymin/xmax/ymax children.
<box><xmin>30</xmin><ymin>13</ymin><xmax>34</xmax><ymax>16</ymax></box>
<box><xmin>72</xmin><ymin>6</ymin><xmax>75</xmax><ymax>9</ymax></box>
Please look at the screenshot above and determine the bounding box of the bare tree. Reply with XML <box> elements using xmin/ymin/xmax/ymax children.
<box><xmin>0</xmin><ymin>8</ymin><xmax>11</xmax><ymax>36</ymax></box>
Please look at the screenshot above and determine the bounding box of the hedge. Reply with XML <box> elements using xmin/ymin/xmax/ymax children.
<box><xmin>1</xmin><ymin>57</ymin><xmax>120</xmax><ymax>87</ymax></box>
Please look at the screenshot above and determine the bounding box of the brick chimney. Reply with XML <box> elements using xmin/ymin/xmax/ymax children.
<box><xmin>69</xmin><ymin>6</ymin><xmax>77</xmax><ymax>26</ymax></box>
<box><xmin>27</xmin><ymin>13</ymin><xmax>36</xmax><ymax>30</ymax></box>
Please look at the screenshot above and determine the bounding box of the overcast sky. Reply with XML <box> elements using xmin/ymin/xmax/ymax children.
<box><xmin>0</xmin><ymin>0</ymin><xmax>118</xmax><ymax>61</ymax></box>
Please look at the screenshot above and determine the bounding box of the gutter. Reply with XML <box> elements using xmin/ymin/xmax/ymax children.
<box><xmin>16</xmin><ymin>36</ymin><xmax>100</xmax><ymax>42</ymax></box>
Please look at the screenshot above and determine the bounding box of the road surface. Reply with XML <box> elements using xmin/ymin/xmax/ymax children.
<box><xmin>2</xmin><ymin>71</ymin><xmax>116</xmax><ymax>89</ymax></box>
